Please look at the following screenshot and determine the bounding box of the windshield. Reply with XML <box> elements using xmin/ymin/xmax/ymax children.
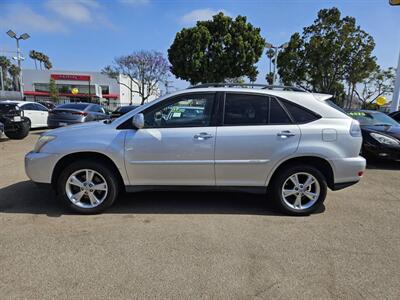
<box><xmin>58</xmin><ymin>103</ymin><xmax>89</xmax><ymax>110</ymax></box>
<box><xmin>116</xmin><ymin>106</ymin><xmax>137</xmax><ymax>113</ymax></box>
<box><xmin>348</xmin><ymin>111</ymin><xmax>399</xmax><ymax>126</ymax></box>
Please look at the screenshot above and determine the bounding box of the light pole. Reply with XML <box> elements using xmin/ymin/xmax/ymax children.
<box><xmin>390</xmin><ymin>50</ymin><xmax>400</xmax><ymax>112</ymax></box>
<box><xmin>6</xmin><ymin>30</ymin><xmax>30</xmax><ymax>100</ymax></box>
<box><xmin>265</xmin><ymin>41</ymin><xmax>289</xmax><ymax>85</ymax></box>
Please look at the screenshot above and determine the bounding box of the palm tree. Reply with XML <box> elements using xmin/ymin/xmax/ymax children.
<box><xmin>8</xmin><ymin>65</ymin><xmax>20</xmax><ymax>91</ymax></box>
<box><xmin>29</xmin><ymin>50</ymin><xmax>39</xmax><ymax>70</ymax></box>
<box><xmin>0</xmin><ymin>56</ymin><xmax>11</xmax><ymax>90</ymax></box>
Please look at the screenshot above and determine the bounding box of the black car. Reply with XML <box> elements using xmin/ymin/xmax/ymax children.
<box><xmin>111</xmin><ymin>105</ymin><xmax>138</xmax><ymax>118</ymax></box>
<box><xmin>0</xmin><ymin>101</ymin><xmax>30</xmax><ymax>139</ymax></box>
<box><xmin>38</xmin><ymin>101</ymin><xmax>57</xmax><ymax>110</ymax></box>
<box><xmin>348</xmin><ymin>110</ymin><xmax>400</xmax><ymax>161</ymax></box>
<box><xmin>388</xmin><ymin>110</ymin><xmax>400</xmax><ymax>123</ymax></box>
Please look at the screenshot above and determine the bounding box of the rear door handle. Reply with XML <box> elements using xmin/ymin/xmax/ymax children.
<box><xmin>194</xmin><ymin>132</ymin><xmax>213</xmax><ymax>140</ymax></box>
<box><xmin>277</xmin><ymin>131</ymin><xmax>295</xmax><ymax>138</ymax></box>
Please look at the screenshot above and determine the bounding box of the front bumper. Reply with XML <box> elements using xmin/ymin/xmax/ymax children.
<box><xmin>363</xmin><ymin>143</ymin><xmax>400</xmax><ymax>161</ymax></box>
<box><xmin>25</xmin><ymin>151</ymin><xmax>61</xmax><ymax>184</ymax></box>
<box><xmin>330</xmin><ymin>156</ymin><xmax>366</xmax><ymax>186</ymax></box>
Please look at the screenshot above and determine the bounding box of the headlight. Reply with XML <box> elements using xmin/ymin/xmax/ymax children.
<box><xmin>33</xmin><ymin>135</ymin><xmax>56</xmax><ymax>152</ymax></box>
<box><xmin>370</xmin><ymin>132</ymin><xmax>399</xmax><ymax>145</ymax></box>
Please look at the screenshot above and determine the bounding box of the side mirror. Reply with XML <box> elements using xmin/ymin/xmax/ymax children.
<box><xmin>132</xmin><ymin>113</ymin><xmax>144</xmax><ymax>129</ymax></box>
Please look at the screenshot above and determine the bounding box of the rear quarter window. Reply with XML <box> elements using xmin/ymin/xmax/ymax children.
<box><xmin>280</xmin><ymin>100</ymin><xmax>320</xmax><ymax>124</ymax></box>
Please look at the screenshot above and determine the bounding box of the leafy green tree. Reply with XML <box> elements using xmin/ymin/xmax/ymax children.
<box><xmin>30</xmin><ymin>50</ymin><xmax>52</xmax><ymax>70</ymax></box>
<box><xmin>49</xmin><ymin>78</ymin><xmax>59</xmax><ymax>102</ymax></box>
<box><xmin>354</xmin><ymin>67</ymin><xmax>396</xmax><ymax>108</ymax></box>
<box><xmin>168</xmin><ymin>13</ymin><xmax>265</xmax><ymax>84</ymax></box>
<box><xmin>277</xmin><ymin>8</ymin><xmax>376</xmax><ymax>106</ymax></box>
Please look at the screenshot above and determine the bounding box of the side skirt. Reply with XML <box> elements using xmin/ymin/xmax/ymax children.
<box><xmin>125</xmin><ymin>185</ymin><xmax>268</xmax><ymax>194</ymax></box>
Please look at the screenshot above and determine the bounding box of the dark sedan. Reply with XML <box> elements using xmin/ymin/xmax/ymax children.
<box><xmin>389</xmin><ymin>110</ymin><xmax>400</xmax><ymax>123</ymax></box>
<box><xmin>47</xmin><ymin>103</ymin><xmax>109</xmax><ymax>128</ymax></box>
<box><xmin>348</xmin><ymin>110</ymin><xmax>400</xmax><ymax>161</ymax></box>
<box><xmin>111</xmin><ymin>105</ymin><xmax>138</xmax><ymax>118</ymax></box>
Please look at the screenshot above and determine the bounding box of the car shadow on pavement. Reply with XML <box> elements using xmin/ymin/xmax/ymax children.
<box><xmin>0</xmin><ymin>180</ymin><xmax>325</xmax><ymax>217</ymax></box>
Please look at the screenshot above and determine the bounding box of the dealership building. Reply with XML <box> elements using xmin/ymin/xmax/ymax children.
<box><xmin>22</xmin><ymin>69</ymin><xmax>158</xmax><ymax>107</ymax></box>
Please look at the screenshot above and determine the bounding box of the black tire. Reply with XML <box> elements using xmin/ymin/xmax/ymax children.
<box><xmin>4</xmin><ymin>120</ymin><xmax>30</xmax><ymax>139</ymax></box>
<box><xmin>57</xmin><ymin>159</ymin><xmax>119</xmax><ymax>214</ymax></box>
<box><xmin>270</xmin><ymin>164</ymin><xmax>327</xmax><ymax>216</ymax></box>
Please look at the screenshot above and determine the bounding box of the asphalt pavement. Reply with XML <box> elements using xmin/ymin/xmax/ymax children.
<box><xmin>0</xmin><ymin>130</ymin><xmax>399</xmax><ymax>299</ymax></box>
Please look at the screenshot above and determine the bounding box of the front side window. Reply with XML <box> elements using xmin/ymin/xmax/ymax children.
<box><xmin>224</xmin><ymin>93</ymin><xmax>269</xmax><ymax>125</ymax></box>
<box><xmin>144</xmin><ymin>93</ymin><xmax>215</xmax><ymax>128</ymax></box>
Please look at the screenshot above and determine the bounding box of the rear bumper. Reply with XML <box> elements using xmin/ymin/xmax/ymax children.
<box><xmin>47</xmin><ymin>119</ymin><xmax>84</xmax><ymax>128</ymax></box>
<box><xmin>330</xmin><ymin>156</ymin><xmax>366</xmax><ymax>187</ymax></box>
<box><xmin>331</xmin><ymin>181</ymin><xmax>359</xmax><ymax>191</ymax></box>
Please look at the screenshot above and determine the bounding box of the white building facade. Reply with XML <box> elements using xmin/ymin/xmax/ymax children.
<box><xmin>22</xmin><ymin>69</ymin><xmax>158</xmax><ymax>108</ymax></box>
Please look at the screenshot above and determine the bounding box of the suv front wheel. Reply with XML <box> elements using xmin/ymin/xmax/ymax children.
<box><xmin>57</xmin><ymin>160</ymin><xmax>119</xmax><ymax>214</ymax></box>
<box><xmin>271</xmin><ymin>164</ymin><xmax>327</xmax><ymax>216</ymax></box>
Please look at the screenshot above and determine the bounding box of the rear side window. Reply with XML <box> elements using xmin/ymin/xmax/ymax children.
<box><xmin>281</xmin><ymin>100</ymin><xmax>320</xmax><ymax>123</ymax></box>
<box><xmin>224</xmin><ymin>93</ymin><xmax>268</xmax><ymax>125</ymax></box>
<box><xmin>269</xmin><ymin>98</ymin><xmax>292</xmax><ymax>124</ymax></box>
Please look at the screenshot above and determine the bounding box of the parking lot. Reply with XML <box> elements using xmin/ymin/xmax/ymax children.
<box><xmin>0</xmin><ymin>130</ymin><xmax>399</xmax><ymax>299</ymax></box>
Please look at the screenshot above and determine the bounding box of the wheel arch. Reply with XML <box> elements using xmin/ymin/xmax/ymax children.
<box><xmin>267</xmin><ymin>155</ymin><xmax>335</xmax><ymax>190</ymax></box>
<box><xmin>51</xmin><ymin>151</ymin><xmax>125</xmax><ymax>192</ymax></box>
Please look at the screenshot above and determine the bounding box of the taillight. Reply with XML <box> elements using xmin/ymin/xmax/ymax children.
<box><xmin>72</xmin><ymin>111</ymin><xmax>88</xmax><ymax>116</ymax></box>
<box><xmin>350</xmin><ymin>120</ymin><xmax>361</xmax><ymax>137</ymax></box>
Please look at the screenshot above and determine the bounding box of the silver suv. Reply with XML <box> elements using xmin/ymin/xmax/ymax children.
<box><xmin>25</xmin><ymin>84</ymin><xmax>366</xmax><ymax>215</ymax></box>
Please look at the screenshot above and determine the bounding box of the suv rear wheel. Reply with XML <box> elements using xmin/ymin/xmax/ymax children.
<box><xmin>57</xmin><ymin>160</ymin><xmax>119</xmax><ymax>214</ymax></box>
<box><xmin>270</xmin><ymin>164</ymin><xmax>327</xmax><ymax>216</ymax></box>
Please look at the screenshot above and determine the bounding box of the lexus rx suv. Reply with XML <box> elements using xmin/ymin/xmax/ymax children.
<box><xmin>25</xmin><ymin>84</ymin><xmax>366</xmax><ymax>215</ymax></box>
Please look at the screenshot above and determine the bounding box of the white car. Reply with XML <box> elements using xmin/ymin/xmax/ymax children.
<box><xmin>25</xmin><ymin>84</ymin><xmax>366</xmax><ymax>215</ymax></box>
<box><xmin>2</xmin><ymin>101</ymin><xmax>49</xmax><ymax>128</ymax></box>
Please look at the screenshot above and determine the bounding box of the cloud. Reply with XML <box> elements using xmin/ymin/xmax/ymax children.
<box><xmin>119</xmin><ymin>0</ymin><xmax>149</xmax><ymax>5</ymax></box>
<box><xmin>45</xmin><ymin>0</ymin><xmax>95</xmax><ymax>23</ymax></box>
<box><xmin>0</xmin><ymin>5</ymin><xmax>67</xmax><ymax>33</ymax></box>
<box><xmin>180</xmin><ymin>8</ymin><xmax>231</xmax><ymax>25</ymax></box>
<box><xmin>45</xmin><ymin>0</ymin><xmax>115</xmax><ymax>29</ymax></box>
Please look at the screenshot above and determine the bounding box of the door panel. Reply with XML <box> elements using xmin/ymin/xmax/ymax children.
<box><xmin>124</xmin><ymin>127</ymin><xmax>216</xmax><ymax>185</ymax></box>
<box><xmin>215</xmin><ymin>125</ymin><xmax>300</xmax><ymax>186</ymax></box>
<box><xmin>124</xmin><ymin>92</ymin><xmax>217</xmax><ymax>186</ymax></box>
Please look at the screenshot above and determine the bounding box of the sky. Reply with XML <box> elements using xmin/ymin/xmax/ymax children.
<box><xmin>0</xmin><ymin>0</ymin><xmax>399</xmax><ymax>90</ymax></box>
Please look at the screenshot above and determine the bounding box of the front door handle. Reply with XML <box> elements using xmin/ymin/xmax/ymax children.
<box><xmin>194</xmin><ymin>132</ymin><xmax>213</xmax><ymax>140</ymax></box>
<box><xmin>277</xmin><ymin>131</ymin><xmax>295</xmax><ymax>138</ymax></box>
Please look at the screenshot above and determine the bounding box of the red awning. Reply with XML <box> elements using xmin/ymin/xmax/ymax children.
<box><xmin>24</xmin><ymin>91</ymin><xmax>119</xmax><ymax>99</ymax></box>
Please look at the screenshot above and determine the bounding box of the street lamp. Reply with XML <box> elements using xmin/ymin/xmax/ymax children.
<box><xmin>265</xmin><ymin>41</ymin><xmax>289</xmax><ymax>85</ymax></box>
<box><xmin>6</xmin><ymin>30</ymin><xmax>30</xmax><ymax>99</ymax></box>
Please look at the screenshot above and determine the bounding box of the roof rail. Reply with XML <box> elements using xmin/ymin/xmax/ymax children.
<box><xmin>188</xmin><ymin>83</ymin><xmax>307</xmax><ymax>92</ymax></box>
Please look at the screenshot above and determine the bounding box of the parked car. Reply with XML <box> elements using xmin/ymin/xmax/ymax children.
<box><xmin>25</xmin><ymin>84</ymin><xmax>366</xmax><ymax>215</ymax></box>
<box><xmin>38</xmin><ymin>101</ymin><xmax>57</xmax><ymax>111</ymax></box>
<box><xmin>0</xmin><ymin>101</ymin><xmax>30</xmax><ymax>139</ymax></box>
<box><xmin>1</xmin><ymin>100</ymin><xmax>49</xmax><ymax>128</ymax></box>
<box><xmin>0</xmin><ymin>121</ymin><xmax>4</xmax><ymax>137</ymax></box>
<box><xmin>348</xmin><ymin>110</ymin><xmax>400</xmax><ymax>161</ymax></box>
<box><xmin>111</xmin><ymin>105</ymin><xmax>139</xmax><ymax>118</ymax></box>
<box><xmin>47</xmin><ymin>102</ymin><xmax>109</xmax><ymax>128</ymax></box>
<box><xmin>388</xmin><ymin>110</ymin><xmax>400</xmax><ymax>123</ymax></box>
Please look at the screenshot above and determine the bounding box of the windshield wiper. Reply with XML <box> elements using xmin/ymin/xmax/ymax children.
<box><xmin>373</xmin><ymin>123</ymin><xmax>392</xmax><ymax>126</ymax></box>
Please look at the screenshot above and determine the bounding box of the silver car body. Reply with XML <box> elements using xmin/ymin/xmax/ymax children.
<box><xmin>25</xmin><ymin>88</ymin><xmax>366</xmax><ymax>191</ymax></box>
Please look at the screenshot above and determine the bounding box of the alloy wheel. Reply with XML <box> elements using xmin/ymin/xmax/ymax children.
<box><xmin>281</xmin><ymin>172</ymin><xmax>320</xmax><ymax>210</ymax></box>
<box><xmin>65</xmin><ymin>169</ymin><xmax>108</xmax><ymax>208</ymax></box>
